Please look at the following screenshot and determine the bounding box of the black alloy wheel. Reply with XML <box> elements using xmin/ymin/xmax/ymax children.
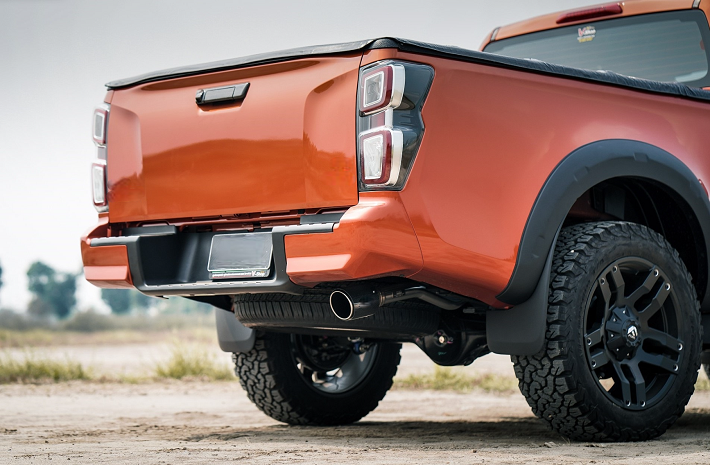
<box><xmin>234</xmin><ymin>331</ymin><xmax>401</xmax><ymax>425</ymax></box>
<box><xmin>513</xmin><ymin>221</ymin><xmax>701</xmax><ymax>441</ymax></box>
<box><xmin>584</xmin><ymin>257</ymin><xmax>683</xmax><ymax>410</ymax></box>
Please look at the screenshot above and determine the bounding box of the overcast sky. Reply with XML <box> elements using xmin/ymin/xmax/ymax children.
<box><xmin>0</xmin><ymin>0</ymin><xmax>600</xmax><ymax>311</ymax></box>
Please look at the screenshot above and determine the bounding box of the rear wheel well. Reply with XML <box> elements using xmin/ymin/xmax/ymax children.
<box><xmin>564</xmin><ymin>177</ymin><xmax>707</xmax><ymax>304</ymax></box>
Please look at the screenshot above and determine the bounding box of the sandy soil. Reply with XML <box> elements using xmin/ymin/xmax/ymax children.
<box><xmin>2</xmin><ymin>344</ymin><xmax>710</xmax><ymax>464</ymax></box>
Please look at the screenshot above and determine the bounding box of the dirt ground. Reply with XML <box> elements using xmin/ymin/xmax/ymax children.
<box><xmin>2</xmin><ymin>344</ymin><xmax>710</xmax><ymax>464</ymax></box>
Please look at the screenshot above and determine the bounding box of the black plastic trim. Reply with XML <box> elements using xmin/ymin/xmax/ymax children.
<box><xmin>496</xmin><ymin>140</ymin><xmax>710</xmax><ymax>313</ymax></box>
<box><xmin>487</xmin><ymin>229</ymin><xmax>558</xmax><ymax>355</ymax></box>
<box><xmin>106</xmin><ymin>38</ymin><xmax>710</xmax><ymax>103</ymax></box>
<box><xmin>106</xmin><ymin>39</ymin><xmax>375</xmax><ymax>89</ymax></box>
<box><xmin>196</xmin><ymin>82</ymin><xmax>249</xmax><ymax>105</ymax></box>
<box><xmin>299</xmin><ymin>212</ymin><xmax>345</xmax><ymax>225</ymax></box>
<box><xmin>123</xmin><ymin>225</ymin><xmax>177</xmax><ymax>236</ymax></box>
<box><xmin>91</xmin><ymin>223</ymin><xmax>334</xmax><ymax>297</ymax></box>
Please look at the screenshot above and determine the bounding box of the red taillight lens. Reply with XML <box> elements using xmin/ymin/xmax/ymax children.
<box><xmin>92</xmin><ymin>160</ymin><xmax>108</xmax><ymax>212</ymax></box>
<box><xmin>359</xmin><ymin>64</ymin><xmax>405</xmax><ymax>115</ymax></box>
<box><xmin>360</xmin><ymin>128</ymin><xmax>403</xmax><ymax>186</ymax></box>
<box><xmin>91</xmin><ymin>104</ymin><xmax>110</xmax><ymax>212</ymax></box>
<box><xmin>92</xmin><ymin>106</ymin><xmax>109</xmax><ymax>145</ymax></box>
<box><xmin>356</xmin><ymin>61</ymin><xmax>434</xmax><ymax>191</ymax></box>
<box><xmin>556</xmin><ymin>3</ymin><xmax>622</xmax><ymax>24</ymax></box>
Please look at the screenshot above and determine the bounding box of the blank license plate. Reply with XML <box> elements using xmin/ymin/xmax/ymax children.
<box><xmin>208</xmin><ymin>233</ymin><xmax>273</xmax><ymax>279</ymax></box>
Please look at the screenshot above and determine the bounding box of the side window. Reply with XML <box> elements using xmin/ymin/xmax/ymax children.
<box><xmin>484</xmin><ymin>10</ymin><xmax>710</xmax><ymax>87</ymax></box>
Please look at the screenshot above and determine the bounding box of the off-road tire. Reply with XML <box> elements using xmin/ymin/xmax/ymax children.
<box><xmin>513</xmin><ymin>221</ymin><xmax>701</xmax><ymax>442</ymax></box>
<box><xmin>234</xmin><ymin>331</ymin><xmax>401</xmax><ymax>425</ymax></box>
<box><xmin>233</xmin><ymin>290</ymin><xmax>440</xmax><ymax>338</ymax></box>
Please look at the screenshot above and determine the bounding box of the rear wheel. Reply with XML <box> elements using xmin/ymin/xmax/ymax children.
<box><xmin>234</xmin><ymin>331</ymin><xmax>401</xmax><ymax>425</ymax></box>
<box><xmin>513</xmin><ymin>221</ymin><xmax>701</xmax><ymax>441</ymax></box>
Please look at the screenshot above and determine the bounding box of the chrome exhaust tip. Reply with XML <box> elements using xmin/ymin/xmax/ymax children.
<box><xmin>329</xmin><ymin>284</ymin><xmax>462</xmax><ymax>321</ymax></box>
<box><xmin>329</xmin><ymin>287</ymin><xmax>380</xmax><ymax>321</ymax></box>
<box><xmin>329</xmin><ymin>290</ymin><xmax>355</xmax><ymax>321</ymax></box>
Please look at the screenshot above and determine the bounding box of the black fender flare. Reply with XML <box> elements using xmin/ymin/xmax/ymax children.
<box><xmin>488</xmin><ymin>139</ymin><xmax>710</xmax><ymax>355</ymax></box>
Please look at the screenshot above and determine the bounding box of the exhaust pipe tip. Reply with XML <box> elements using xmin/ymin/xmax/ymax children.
<box><xmin>330</xmin><ymin>290</ymin><xmax>355</xmax><ymax>320</ymax></box>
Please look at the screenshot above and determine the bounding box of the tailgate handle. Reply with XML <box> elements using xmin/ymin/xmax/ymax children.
<box><xmin>196</xmin><ymin>83</ymin><xmax>249</xmax><ymax>105</ymax></box>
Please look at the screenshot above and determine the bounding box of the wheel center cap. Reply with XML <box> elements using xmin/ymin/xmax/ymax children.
<box><xmin>620</xmin><ymin>319</ymin><xmax>642</xmax><ymax>347</ymax></box>
<box><xmin>605</xmin><ymin>306</ymin><xmax>642</xmax><ymax>358</ymax></box>
<box><xmin>626</xmin><ymin>325</ymin><xmax>639</xmax><ymax>342</ymax></box>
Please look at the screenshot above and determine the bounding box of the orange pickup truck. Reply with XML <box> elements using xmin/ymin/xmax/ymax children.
<box><xmin>82</xmin><ymin>0</ymin><xmax>710</xmax><ymax>441</ymax></box>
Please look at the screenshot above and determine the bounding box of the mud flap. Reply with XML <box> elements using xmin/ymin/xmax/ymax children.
<box><xmin>486</xmin><ymin>240</ymin><xmax>555</xmax><ymax>355</ymax></box>
<box><xmin>215</xmin><ymin>309</ymin><xmax>255</xmax><ymax>353</ymax></box>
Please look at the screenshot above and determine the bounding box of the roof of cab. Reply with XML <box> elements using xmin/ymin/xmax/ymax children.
<box><xmin>488</xmin><ymin>0</ymin><xmax>697</xmax><ymax>46</ymax></box>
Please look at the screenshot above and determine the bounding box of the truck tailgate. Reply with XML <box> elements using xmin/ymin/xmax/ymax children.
<box><xmin>106</xmin><ymin>54</ymin><xmax>362</xmax><ymax>223</ymax></box>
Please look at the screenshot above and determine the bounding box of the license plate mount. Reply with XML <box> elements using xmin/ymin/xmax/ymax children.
<box><xmin>208</xmin><ymin>233</ymin><xmax>273</xmax><ymax>280</ymax></box>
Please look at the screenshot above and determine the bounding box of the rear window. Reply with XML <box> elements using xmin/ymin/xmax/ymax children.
<box><xmin>484</xmin><ymin>10</ymin><xmax>710</xmax><ymax>87</ymax></box>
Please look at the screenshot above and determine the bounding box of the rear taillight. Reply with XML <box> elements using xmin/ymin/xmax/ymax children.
<box><xmin>92</xmin><ymin>160</ymin><xmax>107</xmax><ymax>210</ymax></box>
<box><xmin>360</xmin><ymin>128</ymin><xmax>403</xmax><ymax>186</ymax></box>
<box><xmin>359</xmin><ymin>64</ymin><xmax>405</xmax><ymax>115</ymax></box>
<box><xmin>91</xmin><ymin>105</ymin><xmax>109</xmax><ymax>212</ymax></box>
<box><xmin>92</xmin><ymin>106</ymin><xmax>109</xmax><ymax>145</ymax></box>
<box><xmin>356</xmin><ymin>61</ymin><xmax>434</xmax><ymax>191</ymax></box>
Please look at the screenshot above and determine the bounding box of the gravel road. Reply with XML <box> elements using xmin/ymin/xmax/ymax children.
<box><xmin>2</xmin><ymin>344</ymin><xmax>709</xmax><ymax>464</ymax></box>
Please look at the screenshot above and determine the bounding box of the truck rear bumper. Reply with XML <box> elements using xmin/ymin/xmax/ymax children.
<box><xmin>81</xmin><ymin>193</ymin><xmax>423</xmax><ymax>296</ymax></box>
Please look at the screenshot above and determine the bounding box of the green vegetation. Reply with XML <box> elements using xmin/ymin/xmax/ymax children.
<box><xmin>101</xmin><ymin>288</ymin><xmax>152</xmax><ymax>315</ymax></box>
<box><xmin>154</xmin><ymin>341</ymin><xmax>234</xmax><ymax>381</ymax></box>
<box><xmin>0</xmin><ymin>308</ymin><xmax>213</xmax><ymax>333</ymax></box>
<box><xmin>395</xmin><ymin>366</ymin><xmax>519</xmax><ymax>393</ymax></box>
<box><xmin>396</xmin><ymin>366</ymin><xmax>710</xmax><ymax>393</ymax></box>
<box><xmin>26</xmin><ymin>261</ymin><xmax>77</xmax><ymax>319</ymax></box>
<box><xmin>0</xmin><ymin>352</ymin><xmax>90</xmax><ymax>383</ymax></box>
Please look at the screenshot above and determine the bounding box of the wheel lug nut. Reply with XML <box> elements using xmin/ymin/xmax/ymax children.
<box><xmin>678</xmin><ymin>343</ymin><xmax>683</xmax><ymax>351</ymax></box>
<box><xmin>587</xmin><ymin>338</ymin><xmax>592</xmax><ymax>346</ymax></box>
<box><xmin>654</xmin><ymin>269</ymin><xmax>659</xmax><ymax>277</ymax></box>
<box><xmin>665</xmin><ymin>283</ymin><xmax>671</xmax><ymax>291</ymax></box>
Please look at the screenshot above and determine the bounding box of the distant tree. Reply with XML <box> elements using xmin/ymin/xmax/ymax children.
<box><xmin>101</xmin><ymin>289</ymin><xmax>131</xmax><ymax>315</ymax></box>
<box><xmin>26</xmin><ymin>261</ymin><xmax>77</xmax><ymax>319</ymax></box>
<box><xmin>133</xmin><ymin>291</ymin><xmax>152</xmax><ymax>311</ymax></box>
<box><xmin>160</xmin><ymin>297</ymin><xmax>212</xmax><ymax>314</ymax></box>
<box><xmin>101</xmin><ymin>288</ymin><xmax>153</xmax><ymax>315</ymax></box>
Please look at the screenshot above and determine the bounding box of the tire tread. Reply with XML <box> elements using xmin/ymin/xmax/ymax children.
<box><xmin>512</xmin><ymin>221</ymin><xmax>701</xmax><ymax>441</ymax></box>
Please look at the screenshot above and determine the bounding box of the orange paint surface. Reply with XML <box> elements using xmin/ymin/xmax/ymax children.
<box><xmin>84</xmin><ymin>1</ymin><xmax>710</xmax><ymax>308</ymax></box>
<box><xmin>285</xmin><ymin>192</ymin><xmax>422</xmax><ymax>284</ymax></box>
<box><xmin>107</xmin><ymin>55</ymin><xmax>362</xmax><ymax>223</ymax></box>
<box><xmin>80</xmin><ymin>220</ymin><xmax>133</xmax><ymax>289</ymax></box>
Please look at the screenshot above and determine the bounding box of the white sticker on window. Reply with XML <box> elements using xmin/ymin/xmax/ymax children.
<box><xmin>578</xmin><ymin>26</ymin><xmax>596</xmax><ymax>43</ymax></box>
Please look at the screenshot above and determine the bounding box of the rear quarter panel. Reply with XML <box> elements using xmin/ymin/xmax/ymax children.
<box><xmin>363</xmin><ymin>49</ymin><xmax>710</xmax><ymax>305</ymax></box>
